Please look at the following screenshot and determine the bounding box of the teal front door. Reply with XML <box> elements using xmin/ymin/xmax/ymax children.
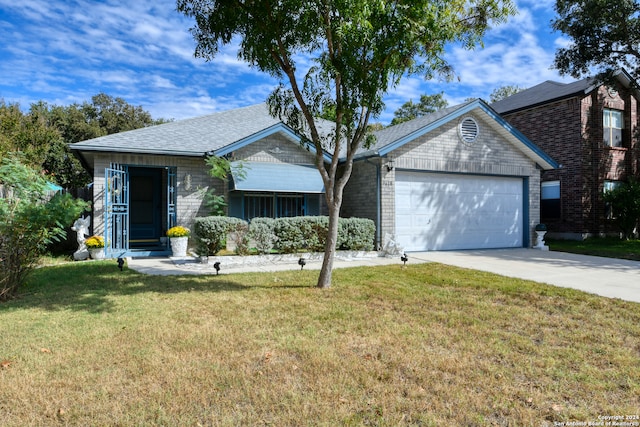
<box><xmin>129</xmin><ymin>167</ymin><xmax>162</xmax><ymax>248</ymax></box>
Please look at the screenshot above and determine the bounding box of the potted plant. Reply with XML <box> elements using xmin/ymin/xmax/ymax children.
<box><xmin>167</xmin><ymin>226</ymin><xmax>190</xmax><ymax>257</ymax></box>
<box><xmin>85</xmin><ymin>235</ymin><xmax>105</xmax><ymax>259</ymax></box>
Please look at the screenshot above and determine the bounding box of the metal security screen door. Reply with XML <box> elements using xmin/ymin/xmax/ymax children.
<box><xmin>105</xmin><ymin>164</ymin><xmax>177</xmax><ymax>257</ymax></box>
<box><xmin>105</xmin><ymin>164</ymin><xmax>129</xmax><ymax>257</ymax></box>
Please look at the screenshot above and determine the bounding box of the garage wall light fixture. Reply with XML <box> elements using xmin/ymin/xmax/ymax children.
<box><xmin>386</xmin><ymin>157</ymin><xmax>395</xmax><ymax>171</ymax></box>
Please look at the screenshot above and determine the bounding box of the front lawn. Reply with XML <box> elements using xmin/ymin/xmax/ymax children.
<box><xmin>548</xmin><ymin>237</ymin><xmax>640</xmax><ymax>261</ymax></box>
<box><xmin>1</xmin><ymin>261</ymin><xmax>638</xmax><ymax>425</ymax></box>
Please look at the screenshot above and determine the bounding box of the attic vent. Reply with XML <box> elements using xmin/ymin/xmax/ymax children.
<box><xmin>459</xmin><ymin>117</ymin><xmax>479</xmax><ymax>144</ymax></box>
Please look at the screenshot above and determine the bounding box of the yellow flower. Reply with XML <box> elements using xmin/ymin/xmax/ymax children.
<box><xmin>85</xmin><ymin>235</ymin><xmax>105</xmax><ymax>249</ymax></box>
<box><xmin>167</xmin><ymin>226</ymin><xmax>190</xmax><ymax>238</ymax></box>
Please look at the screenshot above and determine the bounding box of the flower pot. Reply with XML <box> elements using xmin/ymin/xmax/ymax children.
<box><xmin>170</xmin><ymin>236</ymin><xmax>189</xmax><ymax>257</ymax></box>
<box><xmin>89</xmin><ymin>248</ymin><xmax>105</xmax><ymax>259</ymax></box>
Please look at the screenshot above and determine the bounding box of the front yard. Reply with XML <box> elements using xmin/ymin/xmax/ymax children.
<box><xmin>1</xmin><ymin>261</ymin><xmax>638</xmax><ymax>425</ymax></box>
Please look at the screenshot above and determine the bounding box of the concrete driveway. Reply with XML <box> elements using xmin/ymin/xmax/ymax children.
<box><xmin>409</xmin><ymin>248</ymin><xmax>640</xmax><ymax>304</ymax></box>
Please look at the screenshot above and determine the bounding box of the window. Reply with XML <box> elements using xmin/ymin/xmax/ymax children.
<box><xmin>603</xmin><ymin>108</ymin><xmax>624</xmax><ymax>147</ymax></box>
<box><xmin>541</xmin><ymin>180</ymin><xmax>560</xmax><ymax>219</ymax></box>
<box><xmin>604</xmin><ymin>180</ymin><xmax>622</xmax><ymax>219</ymax></box>
<box><xmin>244</xmin><ymin>194</ymin><xmax>273</xmax><ymax>219</ymax></box>
<box><xmin>243</xmin><ymin>193</ymin><xmax>306</xmax><ymax>220</ymax></box>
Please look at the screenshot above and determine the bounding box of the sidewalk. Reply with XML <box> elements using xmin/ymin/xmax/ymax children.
<box><xmin>127</xmin><ymin>252</ymin><xmax>413</xmax><ymax>276</ymax></box>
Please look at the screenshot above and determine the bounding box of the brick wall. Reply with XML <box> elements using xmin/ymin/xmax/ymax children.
<box><xmin>502</xmin><ymin>85</ymin><xmax>639</xmax><ymax>238</ymax></box>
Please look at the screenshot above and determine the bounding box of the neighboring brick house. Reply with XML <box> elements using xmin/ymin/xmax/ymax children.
<box><xmin>492</xmin><ymin>70</ymin><xmax>640</xmax><ymax>240</ymax></box>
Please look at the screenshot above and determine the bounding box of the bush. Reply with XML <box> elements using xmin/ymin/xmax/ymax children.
<box><xmin>272</xmin><ymin>216</ymin><xmax>375</xmax><ymax>253</ymax></box>
<box><xmin>603</xmin><ymin>178</ymin><xmax>640</xmax><ymax>239</ymax></box>
<box><xmin>194</xmin><ymin>215</ymin><xmax>375</xmax><ymax>256</ymax></box>
<box><xmin>229</xmin><ymin>221</ymin><xmax>250</xmax><ymax>255</ymax></box>
<box><xmin>193</xmin><ymin>216</ymin><xmax>248</xmax><ymax>256</ymax></box>
<box><xmin>1</xmin><ymin>154</ymin><xmax>89</xmax><ymax>301</ymax></box>
<box><xmin>249</xmin><ymin>218</ymin><xmax>277</xmax><ymax>254</ymax></box>
<box><xmin>338</xmin><ymin>217</ymin><xmax>376</xmax><ymax>251</ymax></box>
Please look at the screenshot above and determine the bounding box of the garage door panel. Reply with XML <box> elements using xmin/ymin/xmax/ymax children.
<box><xmin>395</xmin><ymin>172</ymin><xmax>523</xmax><ymax>251</ymax></box>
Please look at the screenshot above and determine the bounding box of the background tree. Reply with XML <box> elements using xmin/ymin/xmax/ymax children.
<box><xmin>0</xmin><ymin>153</ymin><xmax>89</xmax><ymax>301</ymax></box>
<box><xmin>552</xmin><ymin>0</ymin><xmax>640</xmax><ymax>80</ymax></box>
<box><xmin>177</xmin><ymin>0</ymin><xmax>515</xmax><ymax>288</ymax></box>
<box><xmin>1</xmin><ymin>94</ymin><xmax>168</xmax><ymax>190</ymax></box>
<box><xmin>390</xmin><ymin>92</ymin><xmax>449</xmax><ymax>125</ymax></box>
<box><xmin>489</xmin><ymin>85</ymin><xmax>525</xmax><ymax>102</ymax></box>
<box><xmin>603</xmin><ymin>179</ymin><xmax>640</xmax><ymax>239</ymax></box>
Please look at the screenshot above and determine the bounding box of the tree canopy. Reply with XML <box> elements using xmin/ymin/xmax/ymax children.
<box><xmin>390</xmin><ymin>93</ymin><xmax>449</xmax><ymax>125</ymax></box>
<box><xmin>177</xmin><ymin>0</ymin><xmax>516</xmax><ymax>287</ymax></box>
<box><xmin>0</xmin><ymin>94</ymin><xmax>167</xmax><ymax>189</ymax></box>
<box><xmin>489</xmin><ymin>85</ymin><xmax>524</xmax><ymax>103</ymax></box>
<box><xmin>552</xmin><ymin>0</ymin><xmax>640</xmax><ymax>80</ymax></box>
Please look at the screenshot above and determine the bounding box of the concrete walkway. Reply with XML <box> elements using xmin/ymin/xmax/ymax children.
<box><xmin>127</xmin><ymin>249</ymin><xmax>640</xmax><ymax>304</ymax></box>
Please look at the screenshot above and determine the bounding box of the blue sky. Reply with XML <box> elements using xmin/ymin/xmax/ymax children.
<box><xmin>0</xmin><ymin>0</ymin><xmax>573</xmax><ymax>124</ymax></box>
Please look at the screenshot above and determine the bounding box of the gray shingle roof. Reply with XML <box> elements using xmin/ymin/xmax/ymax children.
<box><xmin>70</xmin><ymin>103</ymin><xmax>283</xmax><ymax>156</ymax></box>
<box><xmin>491</xmin><ymin>77</ymin><xmax>597</xmax><ymax>114</ymax></box>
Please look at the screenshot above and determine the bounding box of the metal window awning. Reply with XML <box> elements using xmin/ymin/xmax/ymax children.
<box><xmin>230</xmin><ymin>162</ymin><xmax>325</xmax><ymax>193</ymax></box>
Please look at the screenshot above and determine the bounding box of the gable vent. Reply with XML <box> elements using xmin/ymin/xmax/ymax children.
<box><xmin>459</xmin><ymin>117</ymin><xmax>479</xmax><ymax>144</ymax></box>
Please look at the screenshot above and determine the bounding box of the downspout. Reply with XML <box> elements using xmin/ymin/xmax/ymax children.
<box><xmin>365</xmin><ymin>157</ymin><xmax>382</xmax><ymax>250</ymax></box>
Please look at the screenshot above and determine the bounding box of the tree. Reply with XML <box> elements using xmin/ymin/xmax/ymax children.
<box><xmin>0</xmin><ymin>154</ymin><xmax>89</xmax><ymax>301</ymax></box>
<box><xmin>0</xmin><ymin>94</ymin><xmax>169</xmax><ymax>190</ymax></box>
<box><xmin>552</xmin><ymin>0</ymin><xmax>640</xmax><ymax>80</ymax></box>
<box><xmin>603</xmin><ymin>178</ymin><xmax>640</xmax><ymax>239</ymax></box>
<box><xmin>177</xmin><ymin>0</ymin><xmax>515</xmax><ymax>288</ymax></box>
<box><xmin>489</xmin><ymin>85</ymin><xmax>524</xmax><ymax>102</ymax></box>
<box><xmin>390</xmin><ymin>93</ymin><xmax>449</xmax><ymax>125</ymax></box>
<box><xmin>0</xmin><ymin>100</ymin><xmax>61</xmax><ymax>171</ymax></box>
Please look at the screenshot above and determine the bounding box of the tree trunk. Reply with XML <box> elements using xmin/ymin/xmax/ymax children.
<box><xmin>317</xmin><ymin>202</ymin><xmax>341</xmax><ymax>288</ymax></box>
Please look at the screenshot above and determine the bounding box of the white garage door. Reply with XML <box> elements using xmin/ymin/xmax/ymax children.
<box><xmin>395</xmin><ymin>172</ymin><xmax>524</xmax><ymax>251</ymax></box>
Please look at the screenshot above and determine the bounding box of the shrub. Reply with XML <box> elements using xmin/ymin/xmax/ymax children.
<box><xmin>193</xmin><ymin>216</ymin><xmax>247</xmax><ymax>256</ymax></box>
<box><xmin>603</xmin><ymin>178</ymin><xmax>640</xmax><ymax>239</ymax></box>
<box><xmin>0</xmin><ymin>154</ymin><xmax>89</xmax><ymax>301</ymax></box>
<box><xmin>272</xmin><ymin>217</ymin><xmax>303</xmax><ymax>253</ymax></box>
<box><xmin>338</xmin><ymin>217</ymin><xmax>376</xmax><ymax>251</ymax></box>
<box><xmin>271</xmin><ymin>216</ymin><xmax>375</xmax><ymax>253</ymax></box>
<box><xmin>229</xmin><ymin>221</ymin><xmax>250</xmax><ymax>255</ymax></box>
<box><xmin>249</xmin><ymin>218</ymin><xmax>277</xmax><ymax>254</ymax></box>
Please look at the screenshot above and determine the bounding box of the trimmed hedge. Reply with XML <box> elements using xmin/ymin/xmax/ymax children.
<box><xmin>194</xmin><ymin>215</ymin><xmax>375</xmax><ymax>255</ymax></box>
<box><xmin>194</xmin><ymin>216</ymin><xmax>247</xmax><ymax>256</ymax></box>
<box><xmin>338</xmin><ymin>217</ymin><xmax>376</xmax><ymax>251</ymax></box>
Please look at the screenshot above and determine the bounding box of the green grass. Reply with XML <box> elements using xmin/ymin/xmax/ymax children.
<box><xmin>548</xmin><ymin>237</ymin><xmax>640</xmax><ymax>261</ymax></box>
<box><xmin>1</xmin><ymin>261</ymin><xmax>639</xmax><ymax>425</ymax></box>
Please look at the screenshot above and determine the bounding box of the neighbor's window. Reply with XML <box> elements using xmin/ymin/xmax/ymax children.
<box><xmin>604</xmin><ymin>180</ymin><xmax>622</xmax><ymax>219</ymax></box>
<box><xmin>541</xmin><ymin>180</ymin><xmax>560</xmax><ymax>219</ymax></box>
<box><xmin>603</xmin><ymin>108</ymin><xmax>624</xmax><ymax>147</ymax></box>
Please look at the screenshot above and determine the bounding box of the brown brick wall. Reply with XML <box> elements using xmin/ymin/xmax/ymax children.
<box><xmin>502</xmin><ymin>85</ymin><xmax>639</xmax><ymax>238</ymax></box>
